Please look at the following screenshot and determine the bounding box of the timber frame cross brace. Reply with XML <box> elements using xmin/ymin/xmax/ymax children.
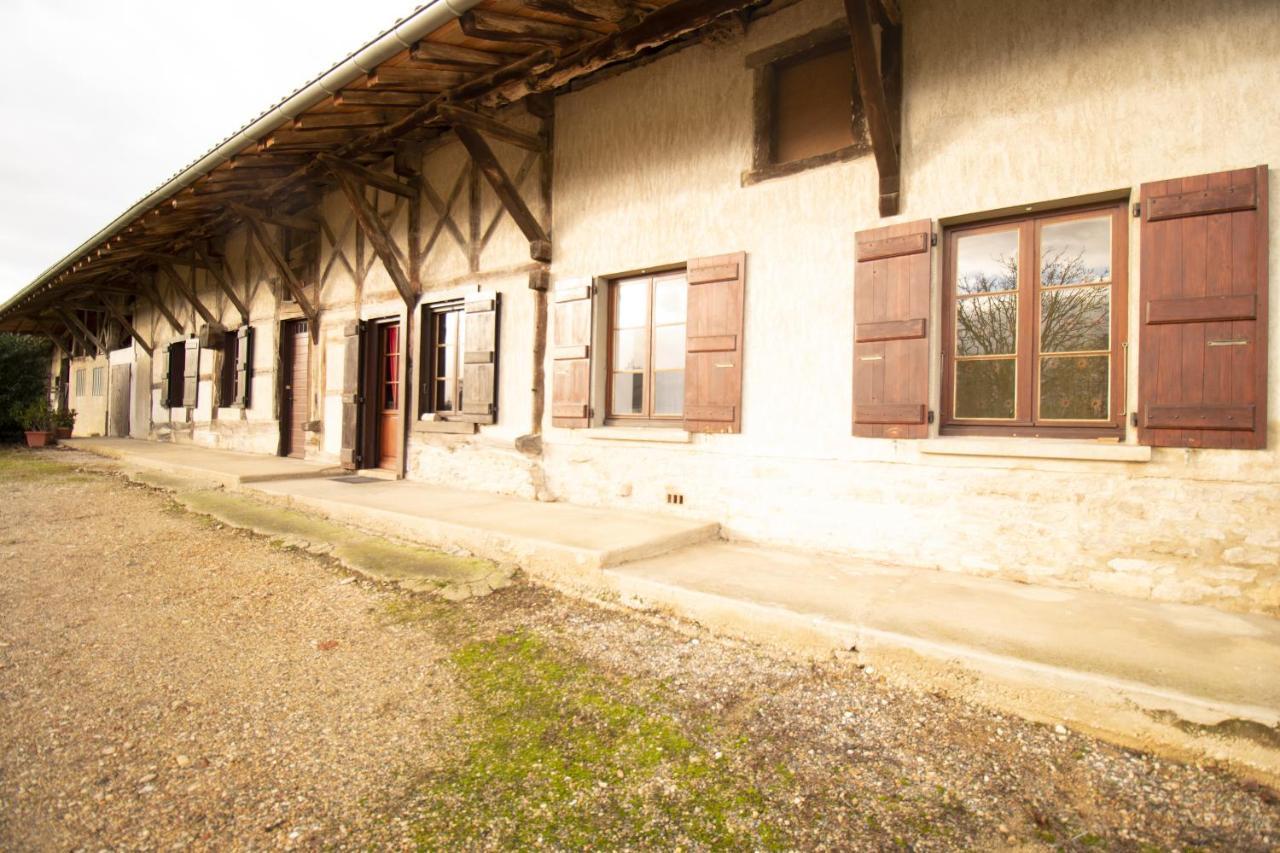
<box><xmin>318</xmin><ymin>154</ymin><xmax>420</xmax><ymax>308</ymax></box>
<box><xmin>231</xmin><ymin>203</ymin><xmax>320</xmax><ymax>331</ymax></box>
<box><xmin>98</xmin><ymin>295</ymin><xmax>153</xmax><ymax>356</ymax></box>
<box><xmin>844</xmin><ymin>0</ymin><xmax>903</xmax><ymax>217</ymax></box>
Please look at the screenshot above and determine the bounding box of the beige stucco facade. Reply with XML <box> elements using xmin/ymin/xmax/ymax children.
<box><xmin>108</xmin><ymin>0</ymin><xmax>1279</xmax><ymax>615</ymax></box>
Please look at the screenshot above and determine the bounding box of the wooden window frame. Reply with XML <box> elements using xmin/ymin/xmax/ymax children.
<box><xmin>74</xmin><ymin>368</ymin><xmax>86</xmax><ymax>397</ymax></box>
<box><xmin>742</xmin><ymin>21</ymin><xmax>870</xmax><ymax>187</ymax></box>
<box><xmin>604</xmin><ymin>269</ymin><xmax>689</xmax><ymax>427</ymax></box>
<box><xmin>419</xmin><ymin>299</ymin><xmax>466</xmax><ymax>419</ymax></box>
<box><xmin>219</xmin><ymin>330</ymin><xmax>239</xmax><ymax>408</ymax></box>
<box><xmin>166</xmin><ymin>341</ymin><xmax>185</xmax><ymax>409</ymax></box>
<box><xmin>941</xmin><ymin>201</ymin><xmax>1128</xmax><ymax>439</ymax></box>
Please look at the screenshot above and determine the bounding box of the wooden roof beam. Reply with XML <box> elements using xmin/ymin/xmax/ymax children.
<box><xmin>157</xmin><ymin>262</ymin><xmax>220</xmax><ymax>329</ymax></box>
<box><xmin>459</xmin><ymin>9</ymin><xmax>591</xmax><ymax>46</ymax></box>
<box><xmin>439</xmin><ymin>105</ymin><xmax>546</xmax><ymax>152</ymax></box>
<box><xmin>844</xmin><ymin>0</ymin><xmax>901</xmax><ymax>216</ymax></box>
<box><xmin>316</xmin><ymin>153</ymin><xmax>416</xmax><ymax>198</ymax></box>
<box><xmin>365</xmin><ymin>66</ymin><xmax>471</xmax><ymax>92</ymax></box>
<box><xmin>98</xmin><ymin>296</ymin><xmax>152</xmax><ymax>356</ymax></box>
<box><xmin>409</xmin><ymin>41</ymin><xmax>508</xmax><ymax>71</ymax></box>
<box><xmin>56</xmin><ymin>307</ymin><xmax>107</xmax><ymax>356</ymax></box>
<box><xmin>237</xmin><ymin>210</ymin><xmax>317</xmax><ymax>325</ymax></box>
<box><xmin>333</xmin><ymin>90</ymin><xmax>429</xmax><ymax>108</ymax></box>
<box><xmin>293</xmin><ymin>110</ymin><xmax>390</xmax><ymax>130</ymax></box>
<box><xmin>526</xmin><ymin>0</ymin><xmax>635</xmax><ymax>25</ymax></box>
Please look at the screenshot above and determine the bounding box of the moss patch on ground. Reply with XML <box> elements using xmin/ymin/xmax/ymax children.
<box><xmin>0</xmin><ymin>447</ymin><xmax>95</xmax><ymax>482</ymax></box>
<box><xmin>410</xmin><ymin>629</ymin><xmax>790</xmax><ymax>850</ymax></box>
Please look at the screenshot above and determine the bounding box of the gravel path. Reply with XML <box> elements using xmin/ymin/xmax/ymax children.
<box><xmin>1</xmin><ymin>448</ymin><xmax>1277</xmax><ymax>850</ymax></box>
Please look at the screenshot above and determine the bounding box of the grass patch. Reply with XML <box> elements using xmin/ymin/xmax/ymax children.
<box><xmin>410</xmin><ymin>629</ymin><xmax>788</xmax><ymax>850</ymax></box>
<box><xmin>0</xmin><ymin>448</ymin><xmax>92</xmax><ymax>482</ymax></box>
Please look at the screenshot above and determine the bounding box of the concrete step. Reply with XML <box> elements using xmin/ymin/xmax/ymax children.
<box><xmin>245</xmin><ymin>475</ymin><xmax>719</xmax><ymax>576</ymax></box>
<box><xmin>67</xmin><ymin>437</ymin><xmax>336</xmax><ymax>489</ymax></box>
<box><xmin>596</xmin><ymin>541</ymin><xmax>1280</xmax><ymax>785</ymax></box>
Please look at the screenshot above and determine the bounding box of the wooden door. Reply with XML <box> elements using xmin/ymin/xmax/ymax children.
<box><xmin>281</xmin><ymin>319</ymin><xmax>310</xmax><ymax>458</ymax></box>
<box><xmin>375</xmin><ymin>320</ymin><xmax>401</xmax><ymax>470</ymax></box>
<box><xmin>108</xmin><ymin>364</ymin><xmax>131</xmax><ymax>437</ymax></box>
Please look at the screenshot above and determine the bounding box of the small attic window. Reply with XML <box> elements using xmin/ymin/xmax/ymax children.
<box><xmin>743</xmin><ymin>23</ymin><xmax>870</xmax><ymax>186</ymax></box>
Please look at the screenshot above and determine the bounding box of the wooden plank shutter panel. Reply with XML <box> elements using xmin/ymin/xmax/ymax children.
<box><xmin>462</xmin><ymin>292</ymin><xmax>500</xmax><ymax>424</ymax></box>
<box><xmin>1139</xmin><ymin>165</ymin><xmax>1268</xmax><ymax>449</ymax></box>
<box><xmin>159</xmin><ymin>346</ymin><xmax>171</xmax><ymax>408</ymax></box>
<box><xmin>236</xmin><ymin>326</ymin><xmax>253</xmax><ymax>408</ymax></box>
<box><xmin>551</xmin><ymin>279</ymin><xmax>593</xmax><ymax>428</ymax></box>
<box><xmin>181</xmin><ymin>338</ymin><xmax>200</xmax><ymax>408</ymax></box>
<box><xmin>853</xmin><ymin>220</ymin><xmax>933</xmax><ymax>438</ymax></box>
<box><xmin>684</xmin><ymin>252</ymin><xmax>746</xmax><ymax>433</ymax></box>
<box><xmin>340</xmin><ymin>321</ymin><xmax>364</xmax><ymax>469</ymax></box>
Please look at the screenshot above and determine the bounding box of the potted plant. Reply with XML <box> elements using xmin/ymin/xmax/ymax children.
<box><xmin>14</xmin><ymin>399</ymin><xmax>55</xmax><ymax>447</ymax></box>
<box><xmin>55</xmin><ymin>409</ymin><xmax>76</xmax><ymax>439</ymax></box>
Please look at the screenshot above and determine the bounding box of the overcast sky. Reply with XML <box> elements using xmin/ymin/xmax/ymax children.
<box><xmin>0</xmin><ymin>0</ymin><xmax>420</xmax><ymax>303</ymax></box>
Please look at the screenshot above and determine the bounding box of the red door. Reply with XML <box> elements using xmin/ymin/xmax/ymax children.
<box><xmin>376</xmin><ymin>321</ymin><xmax>401</xmax><ymax>470</ymax></box>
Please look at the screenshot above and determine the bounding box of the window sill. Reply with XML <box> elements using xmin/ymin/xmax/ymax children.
<box><xmin>741</xmin><ymin>143</ymin><xmax>869</xmax><ymax>187</ymax></box>
<box><xmin>584</xmin><ymin>426</ymin><xmax>691</xmax><ymax>444</ymax></box>
<box><xmin>413</xmin><ymin>419</ymin><xmax>478</xmax><ymax>435</ymax></box>
<box><xmin>920</xmin><ymin>436</ymin><xmax>1151</xmax><ymax>463</ymax></box>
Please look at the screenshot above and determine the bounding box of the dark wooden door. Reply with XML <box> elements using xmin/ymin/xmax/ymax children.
<box><xmin>375</xmin><ymin>320</ymin><xmax>401</xmax><ymax>470</ymax></box>
<box><xmin>281</xmin><ymin>319</ymin><xmax>310</xmax><ymax>458</ymax></box>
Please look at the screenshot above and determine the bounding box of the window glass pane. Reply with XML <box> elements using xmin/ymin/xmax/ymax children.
<box><xmin>610</xmin><ymin>373</ymin><xmax>644</xmax><ymax>415</ymax></box>
<box><xmin>1040</xmin><ymin>285</ymin><xmax>1109</xmax><ymax>353</ymax></box>
<box><xmin>615</xmin><ymin>281</ymin><xmax>648</xmax><ymax>328</ymax></box>
<box><xmin>653</xmin><ymin>371</ymin><xmax>684</xmax><ymax>416</ymax></box>
<box><xmin>955</xmin><ymin>359</ymin><xmax>1016</xmax><ymax>419</ymax></box>
<box><xmin>956</xmin><ymin>293</ymin><xmax>1017</xmax><ymax>355</ymax></box>
<box><xmin>436</xmin><ymin>379</ymin><xmax>452</xmax><ymax>412</ymax></box>
<box><xmin>956</xmin><ymin>229</ymin><xmax>1018</xmax><ymax>294</ymax></box>
<box><xmin>1041</xmin><ymin>216</ymin><xmax>1110</xmax><ymax>286</ymax></box>
<box><xmin>613</xmin><ymin>328</ymin><xmax>646</xmax><ymax>371</ymax></box>
<box><xmin>653</xmin><ymin>324</ymin><xmax>685</xmax><ymax>371</ymax></box>
<box><xmin>653</xmin><ymin>276</ymin><xmax>687</xmax><ymax>324</ymax></box>
<box><xmin>1040</xmin><ymin>355</ymin><xmax>1109</xmax><ymax>420</ymax></box>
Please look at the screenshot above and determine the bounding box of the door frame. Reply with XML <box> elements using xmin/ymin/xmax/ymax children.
<box><xmin>359</xmin><ymin>314</ymin><xmax>407</xmax><ymax>472</ymax></box>
<box><xmin>278</xmin><ymin>318</ymin><xmax>310</xmax><ymax>458</ymax></box>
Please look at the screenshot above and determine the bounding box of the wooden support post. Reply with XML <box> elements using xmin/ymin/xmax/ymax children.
<box><xmin>844</xmin><ymin>0</ymin><xmax>901</xmax><ymax>217</ymax></box>
<box><xmin>451</xmin><ymin>123</ymin><xmax>551</xmax><ymax>262</ymax></box>
<box><xmin>329</xmin><ymin>171</ymin><xmax>418</xmax><ymax>307</ymax></box>
<box><xmin>157</xmin><ymin>262</ymin><xmax>220</xmax><ymax>329</ymax></box>
<box><xmin>56</xmin><ymin>308</ymin><xmax>108</xmax><ymax>355</ymax></box>
<box><xmin>236</xmin><ymin>209</ymin><xmax>319</xmax><ymax>324</ymax></box>
<box><xmin>98</xmin><ymin>297</ymin><xmax>153</xmax><ymax>356</ymax></box>
<box><xmin>193</xmin><ymin>249</ymin><xmax>250</xmax><ymax>323</ymax></box>
<box><xmin>140</xmin><ymin>280</ymin><xmax>185</xmax><ymax>335</ymax></box>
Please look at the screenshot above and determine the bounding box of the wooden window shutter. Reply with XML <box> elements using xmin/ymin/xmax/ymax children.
<box><xmin>340</xmin><ymin>321</ymin><xmax>364</xmax><ymax>470</ymax></box>
<box><xmin>236</xmin><ymin>326</ymin><xmax>254</xmax><ymax>408</ymax></box>
<box><xmin>551</xmin><ymin>279</ymin><xmax>593</xmax><ymax>428</ymax></box>
<box><xmin>462</xmin><ymin>292</ymin><xmax>500</xmax><ymax>424</ymax></box>
<box><xmin>684</xmin><ymin>252</ymin><xmax>746</xmax><ymax>433</ymax></box>
<box><xmin>1139</xmin><ymin>165</ymin><xmax>1268</xmax><ymax>449</ymax></box>
<box><xmin>853</xmin><ymin>220</ymin><xmax>933</xmax><ymax>438</ymax></box>
<box><xmin>181</xmin><ymin>338</ymin><xmax>200</xmax><ymax>408</ymax></box>
<box><xmin>160</xmin><ymin>345</ymin><xmax>172</xmax><ymax>408</ymax></box>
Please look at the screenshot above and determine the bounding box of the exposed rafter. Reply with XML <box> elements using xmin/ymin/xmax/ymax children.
<box><xmin>459</xmin><ymin>9</ymin><xmax>591</xmax><ymax>45</ymax></box>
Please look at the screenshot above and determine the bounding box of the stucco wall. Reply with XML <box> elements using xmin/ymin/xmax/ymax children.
<box><xmin>67</xmin><ymin>355</ymin><xmax>109</xmax><ymax>437</ymax></box>
<box><xmin>109</xmin><ymin>0</ymin><xmax>1280</xmax><ymax>616</ymax></box>
<box><xmin>535</xmin><ymin>0</ymin><xmax>1280</xmax><ymax>614</ymax></box>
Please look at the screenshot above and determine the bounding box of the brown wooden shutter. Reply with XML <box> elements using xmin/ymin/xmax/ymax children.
<box><xmin>181</xmin><ymin>338</ymin><xmax>199</xmax><ymax>408</ymax></box>
<box><xmin>684</xmin><ymin>252</ymin><xmax>746</xmax><ymax>433</ymax></box>
<box><xmin>236</xmin><ymin>326</ymin><xmax>253</xmax><ymax>408</ymax></box>
<box><xmin>461</xmin><ymin>292</ymin><xmax>500</xmax><ymax>424</ymax></box>
<box><xmin>340</xmin><ymin>321</ymin><xmax>363</xmax><ymax>469</ymax></box>
<box><xmin>853</xmin><ymin>220</ymin><xmax>933</xmax><ymax>438</ymax></box>
<box><xmin>159</xmin><ymin>345</ymin><xmax>171</xmax><ymax>408</ymax></box>
<box><xmin>1139</xmin><ymin>165</ymin><xmax>1268</xmax><ymax>449</ymax></box>
<box><xmin>551</xmin><ymin>278</ymin><xmax>593</xmax><ymax>428</ymax></box>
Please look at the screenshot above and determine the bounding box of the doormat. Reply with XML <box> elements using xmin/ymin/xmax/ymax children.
<box><xmin>329</xmin><ymin>475</ymin><xmax>382</xmax><ymax>484</ymax></box>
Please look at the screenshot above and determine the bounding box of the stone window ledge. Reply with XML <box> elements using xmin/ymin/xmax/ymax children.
<box><xmin>920</xmin><ymin>437</ymin><xmax>1151</xmax><ymax>463</ymax></box>
<box><xmin>584</xmin><ymin>427</ymin><xmax>691</xmax><ymax>444</ymax></box>
<box><xmin>413</xmin><ymin>419</ymin><xmax>478</xmax><ymax>435</ymax></box>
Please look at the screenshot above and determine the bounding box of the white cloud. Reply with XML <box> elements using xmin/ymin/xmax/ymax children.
<box><xmin>0</xmin><ymin>0</ymin><xmax>419</xmax><ymax>301</ymax></box>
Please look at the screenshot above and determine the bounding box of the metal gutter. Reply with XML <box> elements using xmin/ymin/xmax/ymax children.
<box><xmin>1</xmin><ymin>0</ymin><xmax>483</xmax><ymax>317</ymax></box>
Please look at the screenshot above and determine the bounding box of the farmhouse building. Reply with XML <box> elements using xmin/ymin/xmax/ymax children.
<box><xmin>1</xmin><ymin>0</ymin><xmax>1276</xmax><ymax>616</ymax></box>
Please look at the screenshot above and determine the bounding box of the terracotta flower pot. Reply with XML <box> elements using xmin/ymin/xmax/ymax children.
<box><xmin>24</xmin><ymin>430</ymin><xmax>53</xmax><ymax>448</ymax></box>
<box><xmin>55</xmin><ymin>427</ymin><xmax>73</xmax><ymax>439</ymax></box>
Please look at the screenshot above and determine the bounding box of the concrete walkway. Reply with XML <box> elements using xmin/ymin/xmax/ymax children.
<box><xmin>65</xmin><ymin>437</ymin><xmax>1280</xmax><ymax>782</ymax></box>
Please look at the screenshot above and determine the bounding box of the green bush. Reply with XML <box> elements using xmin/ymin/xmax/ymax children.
<box><xmin>0</xmin><ymin>333</ymin><xmax>53</xmax><ymax>439</ymax></box>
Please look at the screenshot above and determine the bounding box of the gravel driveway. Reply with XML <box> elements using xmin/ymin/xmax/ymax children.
<box><xmin>0</xmin><ymin>448</ymin><xmax>1277</xmax><ymax>850</ymax></box>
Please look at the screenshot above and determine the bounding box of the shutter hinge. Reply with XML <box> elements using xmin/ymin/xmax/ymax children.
<box><xmin>927</xmin><ymin>409</ymin><xmax>935</xmax><ymax>424</ymax></box>
<box><xmin>1131</xmin><ymin>202</ymin><xmax>1141</xmax><ymax>218</ymax></box>
<box><xmin>930</xmin><ymin>233</ymin><xmax>937</xmax><ymax>247</ymax></box>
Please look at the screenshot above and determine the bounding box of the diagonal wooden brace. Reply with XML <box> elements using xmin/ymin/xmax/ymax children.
<box><xmin>139</xmin><ymin>279</ymin><xmax>185</xmax><ymax>335</ymax></box>
<box><xmin>329</xmin><ymin>170</ymin><xmax>418</xmax><ymax>307</ymax></box>
<box><xmin>98</xmin><ymin>296</ymin><xmax>153</xmax><ymax>356</ymax></box>
<box><xmin>451</xmin><ymin>123</ymin><xmax>551</xmax><ymax>262</ymax></box>
<box><xmin>844</xmin><ymin>0</ymin><xmax>901</xmax><ymax>217</ymax></box>
<box><xmin>157</xmin><ymin>262</ymin><xmax>220</xmax><ymax>329</ymax></box>
<box><xmin>237</xmin><ymin>209</ymin><xmax>318</xmax><ymax>324</ymax></box>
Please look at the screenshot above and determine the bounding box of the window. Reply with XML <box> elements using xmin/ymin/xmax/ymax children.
<box><xmin>942</xmin><ymin>203</ymin><xmax>1127</xmax><ymax>437</ymax></box>
<box><xmin>745</xmin><ymin>23</ymin><xmax>868</xmax><ymax>184</ymax></box>
<box><xmin>75</xmin><ymin>368</ymin><xmax>86</xmax><ymax>397</ymax></box>
<box><xmin>420</xmin><ymin>301</ymin><xmax>465</xmax><ymax>417</ymax></box>
<box><xmin>166</xmin><ymin>341</ymin><xmax>185</xmax><ymax>408</ymax></box>
<box><xmin>607</xmin><ymin>271</ymin><xmax>688</xmax><ymax>423</ymax></box>
<box><xmin>91</xmin><ymin>366</ymin><xmax>104</xmax><ymax>397</ymax></box>
<box><xmin>220</xmin><ymin>332</ymin><xmax>239</xmax><ymax>407</ymax></box>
